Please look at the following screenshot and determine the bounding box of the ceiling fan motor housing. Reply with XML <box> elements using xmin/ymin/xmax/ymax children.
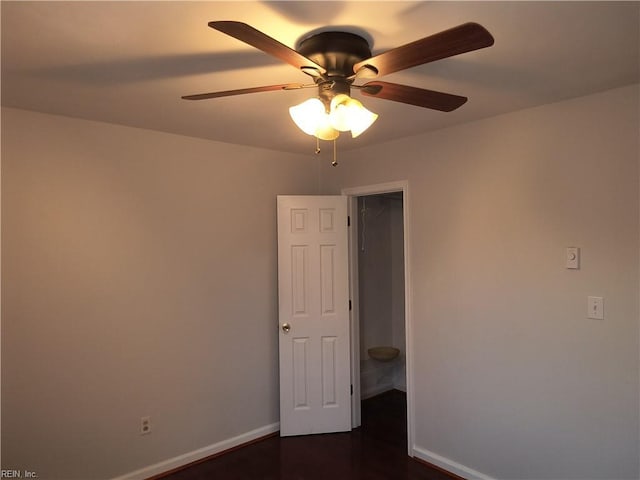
<box><xmin>297</xmin><ymin>31</ymin><xmax>372</xmax><ymax>77</ymax></box>
<box><xmin>297</xmin><ymin>31</ymin><xmax>372</xmax><ymax>107</ymax></box>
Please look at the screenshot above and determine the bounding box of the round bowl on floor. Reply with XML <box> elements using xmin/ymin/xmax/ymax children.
<box><xmin>368</xmin><ymin>346</ymin><xmax>400</xmax><ymax>362</ymax></box>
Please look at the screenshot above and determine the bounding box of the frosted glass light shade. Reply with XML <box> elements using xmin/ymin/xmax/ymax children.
<box><xmin>289</xmin><ymin>98</ymin><xmax>325</xmax><ymax>135</ymax></box>
<box><xmin>328</xmin><ymin>94</ymin><xmax>353</xmax><ymax>131</ymax></box>
<box><xmin>289</xmin><ymin>98</ymin><xmax>339</xmax><ymax>140</ymax></box>
<box><xmin>329</xmin><ymin>94</ymin><xmax>378</xmax><ymax>138</ymax></box>
<box><xmin>348</xmin><ymin>103</ymin><xmax>378</xmax><ymax>138</ymax></box>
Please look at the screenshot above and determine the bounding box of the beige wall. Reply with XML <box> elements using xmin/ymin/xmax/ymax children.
<box><xmin>321</xmin><ymin>84</ymin><xmax>640</xmax><ymax>478</ymax></box>
<box><xmin>1</xmin><ymin>108</ymin><xmax>318</xmax><ymax>479</ymax></box>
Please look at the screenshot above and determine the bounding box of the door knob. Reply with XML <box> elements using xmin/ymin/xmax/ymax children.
<box><xmin>282</xmin><ymin>323</ymin><xmax>291</xmax><ymax>333</ymax></box>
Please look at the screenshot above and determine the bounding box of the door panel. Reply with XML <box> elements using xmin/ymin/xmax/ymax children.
<box><xmin>277</xmin><ymin>195</ymin><xmax>350</xmax><ymax>436</ymax></box>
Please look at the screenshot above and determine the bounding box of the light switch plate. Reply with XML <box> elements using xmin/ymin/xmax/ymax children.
<box><xmin>566</xmin><ymin>247</ymin><xmax>580</xmax><ymax>269</ymax></box>
<box><xmin>587</xmin><ymin>296</ymin><xmax>604</xmax><ymax>320</ymax></box>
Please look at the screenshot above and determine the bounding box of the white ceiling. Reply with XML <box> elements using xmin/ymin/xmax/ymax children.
<box><xmin>2</xmin><ymin>1</ymin><xmax>638</xmax><ymax>155</ymax></box>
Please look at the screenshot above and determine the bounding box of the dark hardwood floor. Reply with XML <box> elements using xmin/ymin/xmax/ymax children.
<box><xmin>158</xmin><ymin>390</ymin><xmax>456</xmax><ymax>480</ymax></box>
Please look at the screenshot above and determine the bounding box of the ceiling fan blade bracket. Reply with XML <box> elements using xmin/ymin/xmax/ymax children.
<box><xmin>354</xmin><ymin>64</ymin><xmax>379</xmax><ymax>79</ymax></box>
<box><xmin>300</xmin><ymin>66</ymin><xmax>324</xmax><ymax>78</ymax></box>
<box><xmin>356</xmin><ymin>83</ymin><xmax>382</xmax><ymax>95</ymax></box>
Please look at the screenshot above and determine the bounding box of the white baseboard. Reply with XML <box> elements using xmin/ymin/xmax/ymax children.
<box><xmin>112</xmin><ymin>422</ymin><xmax>280</xmax><ymax>480</ymax></box>
<box><xmin>412</xmin><ymin>445</ymin><xmax>496</xmax><ymax>480</ymax></box>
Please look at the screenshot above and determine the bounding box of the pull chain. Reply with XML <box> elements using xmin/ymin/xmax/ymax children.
<box><xmin>361</xmin><ymin>197</ymin><xmax>367</xmax><ymax>252</ymax></box>
<box><xmin>332</xmin><ymin>138</ymin><xmax>338</xmax><ymax>167</ymax></box>
<box><xmin>312</xmin><ymin>137</ymin><xmax>339</xmax><ymax>167</ymax></box>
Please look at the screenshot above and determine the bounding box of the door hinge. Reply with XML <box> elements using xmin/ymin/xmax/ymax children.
<box><xmin>351</xmin><ymin>384</ymin><xmax>353</xmax><ymax>396</ymax></box>
<box><xmin>347</xmin><ymin>215</ymin><xmax>351</xmax><ymax>227</ymax></box>
<box><xmin>349</xmin><ymin>300</ymin><xmax>352</xmax><ymax>311</ymax></box>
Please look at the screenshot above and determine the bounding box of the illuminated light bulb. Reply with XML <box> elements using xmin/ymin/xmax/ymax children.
<box><xmin>315</xmin><ymin>114</ymin><xmax>340</xmax><ymax>140</ymax></box>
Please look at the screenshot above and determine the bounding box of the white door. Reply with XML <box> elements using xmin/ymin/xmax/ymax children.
<box><xmin>277</xmin><ymin>195</ymin><xmax>351</xmax><ymax>436</ymax></box>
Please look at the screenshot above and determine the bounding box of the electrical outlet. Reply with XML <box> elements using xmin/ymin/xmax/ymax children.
<box><xmin>141</xmin><ymin>416</ymin><xmax>151</xmax><ymax>435</ymax></box>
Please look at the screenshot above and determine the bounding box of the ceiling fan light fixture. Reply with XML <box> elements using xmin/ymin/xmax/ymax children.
<box><xmin>290</xmin><ymin>93</ymin><xmax>378</xmax><ymax>140</ymax></box>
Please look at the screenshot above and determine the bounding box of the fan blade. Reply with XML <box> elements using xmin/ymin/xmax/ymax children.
<box><xmin>353</xmin><ymin>22</ymin><xmax>494</xmax><ymax>77</ymax></box>
<box><xmin>209</xmin><ymin>21</ymin><xmax>326</xmax><ymax>75</ymax></box>
<box><xmin>359</xmin><ymin>81</ymin><xmax>467</xmax><ymax>112</ymax></box>
<box><xmin>182</xmin><ymin>83</ymin><xmax>306</xmax><ymax>100</ymax></box>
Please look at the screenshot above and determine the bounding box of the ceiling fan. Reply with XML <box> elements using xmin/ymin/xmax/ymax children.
<box><xmin>183</xmin><ymin>21</ymin><xmax>494</xmax><ymax>158</ymax></box>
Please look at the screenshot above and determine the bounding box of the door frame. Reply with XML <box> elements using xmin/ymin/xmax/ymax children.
<box><xmin>341</xmin><ymin>180</ymin><xmax>414</xmax><ymax>455</ymax></box>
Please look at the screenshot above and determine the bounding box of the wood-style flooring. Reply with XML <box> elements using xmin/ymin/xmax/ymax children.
<box><xmin>158</xmin><ymin>390</ymin><xmax>457</xmax><ymax>480</ymax></box>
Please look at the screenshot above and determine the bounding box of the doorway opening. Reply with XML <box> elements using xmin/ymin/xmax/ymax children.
<box><xmin>342</xmin><ymin>181</ymin><xmax>413</xmax><ymax>455</ymax></box>
<box><xmin>358</xmin><ymin>192</ymin><xmax>406</xmax><ymax>395</ymax></box>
